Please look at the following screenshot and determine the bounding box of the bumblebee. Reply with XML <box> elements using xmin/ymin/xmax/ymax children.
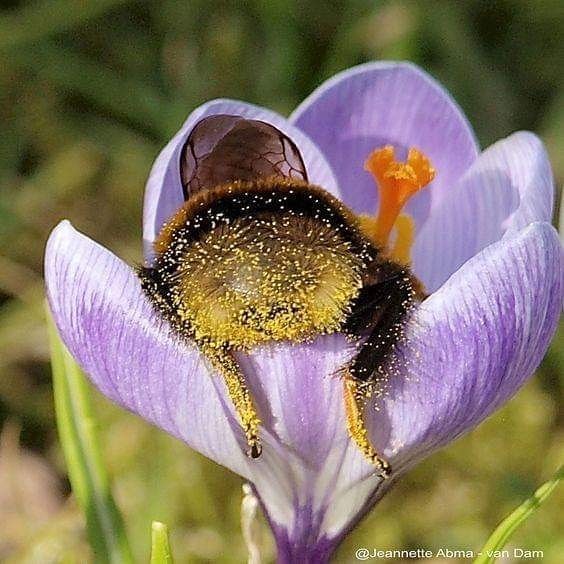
<box><xmin>139</xmin><ymin>115</ymin><xmax>434</xmax><ymax>477</ymax></box>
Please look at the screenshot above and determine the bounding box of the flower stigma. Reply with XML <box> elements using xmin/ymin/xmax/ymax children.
<box><xmin>360</xmin><ymin>146</ymin><xmax>435</xmax><ymax>262</ymax></box>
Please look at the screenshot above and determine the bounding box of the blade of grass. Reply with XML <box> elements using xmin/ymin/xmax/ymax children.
<box><xmin>18</xmin><ymin>40</ymin><xmax>186</xmax><ymax>140</ymax></box>
<box><xmin>47</xmin><ymin>311</ymin><xmax>133</xmax><ymax>563</ymax></box>
<box><xmin>474</xmin><ymin>465</ymin><xmax>563</xmax><ymax>563</ymax></box>
<box><xmin>14</xmin><ymin>41</ymin><xmax>179</xmax><ymax>140</ymax></box>
<box><xmin>150</xmin><ymin>521</ymin><xmax>174</xmax><ymax>564</ymax></box>
<box><xmin>0</xmin><ymin>0</ymin><xmax>130</xmax><ymax>51</ymax></box>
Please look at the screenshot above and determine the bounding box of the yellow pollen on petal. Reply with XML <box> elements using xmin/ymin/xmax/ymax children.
<box><xmin>361</xmin><ymin>145</ymin><xmax>435</xmax><ymax>249</ymax></box>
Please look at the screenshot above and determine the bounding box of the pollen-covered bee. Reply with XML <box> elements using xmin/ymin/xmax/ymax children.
<box><xmin>139</xmin><ymin>114</ymin><xmax>434</xmax><ymax>477</ymax></box>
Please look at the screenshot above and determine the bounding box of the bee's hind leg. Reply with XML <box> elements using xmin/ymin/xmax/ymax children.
<box><xmin>343</xmin><ymin>375</ymin><xmax>390</xmax><ymax>477</ymax></box>
<box><xmin>207</xmin><ymin>349</ymin><xmax>262</xmax><ymax>459</ymax></box>
<box><xmin>341</xmin><ymin>267</ymin><xmax>416</xmax><ymax>477</ymax></box>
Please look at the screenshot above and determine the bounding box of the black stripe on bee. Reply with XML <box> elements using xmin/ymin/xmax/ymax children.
<box><xmin>155</xmin><ymin>178</ymin><xmax>379</xmax><ymax>270</ymax></box>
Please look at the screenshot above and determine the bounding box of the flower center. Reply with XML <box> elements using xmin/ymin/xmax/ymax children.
<box><xmin>359</xmin><ymin>145</ymin><xmax>435</xmax><ymax>262</ymax></box>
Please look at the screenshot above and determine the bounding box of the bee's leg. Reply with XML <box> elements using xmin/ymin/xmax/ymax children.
<box><xmin>343</xmin><ymin>374</ymin><xmax>390</xmax><ymax>477</ymax></box>
<box><xmin>342</xmin><ymin>267</ymin><xmax>415</xmax><ymax>476</ymax></box>
<box><xmin>207</xmin><ymin>349</ymin><xmax>262</xmax><ymax>458</ymax></box>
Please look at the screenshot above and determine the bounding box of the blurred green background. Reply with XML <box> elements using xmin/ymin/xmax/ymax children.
<box><xmin>0</xmin><ymin>0</ymin><xmax>562</xmax><ymax>562</ymax></box>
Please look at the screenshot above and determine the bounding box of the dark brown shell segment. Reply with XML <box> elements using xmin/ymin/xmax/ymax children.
<box><xmin>180</xmin><ymin>114</ymin><xmax>308</xmax><ymax>200</ymax></box>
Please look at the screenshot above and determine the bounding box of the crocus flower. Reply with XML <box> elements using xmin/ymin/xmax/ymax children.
<box><xmin>45</xmin><ymin>62</ymin><xmax>562</xmax><ymax>562</ymax></box>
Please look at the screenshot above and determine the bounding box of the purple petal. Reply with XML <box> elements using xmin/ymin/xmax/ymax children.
<box><xmin>45</xmin><ymin>221</ymin><xmax>251</xmax><ymax>476</ymax></box>
<box><xmin>291</xmin><ymin>61</ymin><xmax>479</xmax><ymax>227</ymax></box>
<box><xmin>143</xmin><ymin>100</ymin><xmax>339</xmax><ymax>258</ymax></box>
<box><xmin>373</xmin><ymin>222</ymin><xmax>562</xmax><ymax>473</ymax></box>
<box><xmin>413</xmin><ymin>132</ymin><xmax>555</xmax><ymax>291</ymax></box>
<box><xmin>239</xmin><ymin>338</ymin><xmax>382</xmax><ymax>541</ymax></box>
<box><xmin>239</xmin><ymin>338</ymin><xmax>352</xmax><ymax>471</ymax></box>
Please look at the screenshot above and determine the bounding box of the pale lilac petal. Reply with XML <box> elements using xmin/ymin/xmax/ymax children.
<box><xmin>239</xmin><ymin>337</ymin><xmax>382</xmax><ymax>541</ymax></box>
<box><xmin>413</xmin><ymin>132</ymin><xmax>555</xmax><ymax>291</ymax></box>
<box><xmin>291</xmin><ymin>61</ymin><xmax>479</xmax><ymax>226</ymax></box>
<box><xmin>239</xmin><ymin>339</ymin><xmax>352</xmax><ymax>471</ymax></box>
<box><xmin>143</xmin><ymin>99</ymin><xmax>339</xmax><ymax>258</ymax></box>
<box><xmin>45</xmin><ymin>220</ymin><xmax>251</xmax><ymax>476</ymax></box>
<box><xmin>375</xmin><ymin>222</ymin><xmax>562</xmax><ymax>472</ymax></box>
<box><xmin>502</xmin><ymin>133</ymin><xmax>555</xmax><ymax>233</ymax></box>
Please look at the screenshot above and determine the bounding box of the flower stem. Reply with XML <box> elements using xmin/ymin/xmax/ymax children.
<box><xmin>48</xmin><ymin>310</ymin><xmax>133</xmax><ymax>563</ymax></box>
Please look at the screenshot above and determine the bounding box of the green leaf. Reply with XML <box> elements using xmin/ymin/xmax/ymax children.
<box><xmin>48</xmin><ymin>311</ymin><xmax>133</xmax><ymax>564</ymax></box>
<box><xmin>151</xmin><ymin>521</ymin><xmax>174</xmax><ymax>564</ymax></box>
<box><xmin>474</xmin><ymin>466</ymin><xmax>564</xmax><ymax>564</ymax></box>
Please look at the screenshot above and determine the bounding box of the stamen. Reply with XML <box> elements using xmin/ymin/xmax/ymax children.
<box><xmin>362</xmin><ymin>145</ymin><xmax>435</xmax><ymax>248</ymax></box>
<box><xmin>390</xmin><ymin>214</ymin><xmax>415</xmax><ymax>265</ymax></box>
